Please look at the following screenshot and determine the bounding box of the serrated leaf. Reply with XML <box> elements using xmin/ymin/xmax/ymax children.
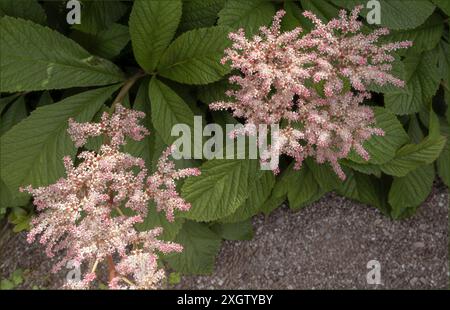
<box><xmin>72</xmin><ymin>23</ymin><xmax>130</xmax><ymax>60</ymax></box>
<box><xmin>0</xmin><ymin>0</ymin><xmax>46</xmax><ymax>24</ymax></box>
<box><xmin>0</xmin><ymin>17</ymin><xmax>124</xmax><ymax>92</ymax></box>
<box><xmin>157</xmin><ymin>26</ymin><xmax>231</xmax><ymax>85</ymax></box>
<box><xmin>218</xmin><ymin>0</ymin><xmax>276</xmax><ymax>36</ymax></box>
<box><xmin>383</xmin><ymin>14</ymin><xmax>443</xmax><ymax>55</ymax></box>
<box><xmin>381</xmin><ymin>135</ymin><xmax>446</xmax><ymax>177</ymax></box>
<box><xmin>298</xmin><ymin>0</ymin><xmax>340</xmax><ymax>31</ymax></box>
<box><xmin>72</xmin><ymin>0</ymin><xmax>127</xmax><ymax>34</ymax></box>
<box><xmin>389</xmin><ymin>164</ymin><xmax>434</xmax><ymax>218</ymax></box>
<box><xmin>221</xmin><ymin>170</ymin><xmax>275</xmax><ymax>223</ymax></box>
<box><xmin>179</xmin><ymin>0</ymin><xmax>225</xmax><ymax>32</ymax></box>
<box><xmin>287</xmin><ymin>165</ymin><xmax>321</xmax><ymax>209</ymax></box>
<box><xmin>148</xmin><ymin>77</ymin><xmax>195</xmax><ymax>147</ymax></box>
<box><xmin>306</xmin><ymin>159</ymin><xmax>341</xmax><ymax>191</ymax></box>
<box><xmin>164</xmin><ymin>221</ymin><xmax>221</xmax><ymax>274</ymax></box>
<box><xmin>181</xmin><ymin>159</ymin><xmax>258</xmax><ymax>221</ymax></box>
<box><xmin>340</xmin><ymin>159</ymin><xmax>382</xmax><ymax>177</ymax></box>
<box><xmin>337</xmin><ymin>169</ymin><xmax>388</xmax><ymax>212</ymax></box>
<box><xmin>0</xmin><ymin>85</ymin><xmax>120</xmax><ymax>196</ymax></box>
<box><xmin>385</xmin><ymin>50</ymin><xmax>440</xmax><ymax>115</ymax></box>
<box><xmin>211</xmin><ymin>219</ymin><xmax>253</xmax><ymax>240</ymax></box>
<box><xmin>0</xmin><ymin>96</ymin><xmax>27</xmax><ymax>135</ymax></box>
<box><xmin>348</xmin><ymin>107</ymin><xmax>409</xmax><ymax>164</ymax></box>
<box><xmin>37</xmin><ymin>91</ymin><xmax>54</xmax><ymax>107</ymax></box>
<box><xmin>129</xmin><ymin>0</ymin><xmax>182</xmax><ymax>72</ymax></box>
<box><xmin>331</xmin><ymin>0</ymin><xmax>436</xmax><ymax>30</ymax></box>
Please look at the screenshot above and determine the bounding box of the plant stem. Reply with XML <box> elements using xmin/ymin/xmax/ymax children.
<box><xmin>107</xmin><ymin>255</ymin><xmax>116</xmax><ymax>282</ymax></box>
<box><xmin>111</xmin><ymin>70</ymin><xmax>146</xmax><ymax>110</ymax></box>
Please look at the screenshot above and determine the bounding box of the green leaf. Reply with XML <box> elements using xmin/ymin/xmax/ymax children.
<box><xmin>281</xmin><ymin>1</ymin><xmax>303</xmax><ymax>32</ymax></box>
<box><xmin>0</xmin><ymin>85</ymin><xmax>120</xmax><ymax>195</ymax></box>
<box><xmin>299</xmin><ymin>0</ymin><xmax>340</xmax><ymax>30</ymax></box>
<box><xmin>72</xmin><ymin>23</ymin><xmax>130</xmax><ymax>60</ymax></box>
<box><xmin>136</xmin><ymin>202</ymin><xmax>184</xmax><ymax>241</ymax></box>
<box><xmin>432</xmin><ymin>0</ymin><xmax>450</xmax><ymax>15</ymax></box>
<box><xmin>381</xmin><ymin>135</ymin><xmax>446</xmax><ymax>177</ymax></box>
<box><xmin>436</xmin><ymin>119</ymin><xmax>449</xmax><ymax>186</ymax></box>
<box><xmin>197</xmin><ymin>78</ymin><xmax>234</xmax><ymax>105</ymax></box>
<box><xmin>287</xmin><ymin>165</ymin><xmax>322</xmax><ymax>209</ymax></box>
<box><xmin>218</xmin><ymin>0</ymin><xmax>276</xmax><ymax>36</ymax></box>
<box><xmin>181</xmin><ymin>159</ymin><xmax>258</xmax><ymax>221</ymax></box>
<box><xmin>37</xmin><ymin>91</ymin><xmax>54</xmax><ymax>108</ymax></box>
<box><xmin>0</xmin><ymin>94</ymin><xmax>19</xmax><ymax>115</ymax></box>
<box><xmin>179</xmin><ymin>0</ymin><xmax>225</xmax><ymax>32</ymax></box>
<box><xmin>0</xmin><ymin>279</ymin><xmax>15</xmax><ymax>290</ymax></box>
<box><xmin>389</xmin><ymin>164</ymin><xmax>434</xmax><ymax>218</ymax></box>
<box><xmin>340</xmin><ymin>159</ymin><xmax>382</xmax><ymax>177</ymax></box>
<box><xmin>383</xmin><ymin>14</ymin><xmax>443</xmax><ymax>55</ymax></box>
<box><xmin>348</xmin><ymin>107</ymin><xmax>410</xmax><ymax>164</ymax></box>
<box><xmin>148</xmin><ymin>77</ymin><xmax>195</xmax><ymax>147</ymax></box>
<box><xmin>164</xmin><ymin>221</ymin><xmax>221</xmax><ymax>274</ymax></box>
<box><xmin>0</xmin><ymin>17</ymin><xmax>124</xmax><ymax>92</ymax></box>
<box><xmin>337</xmin><ymin>169</ymin><xmax>388</xmax><ymax>212</ymax></box>
<box><xmin>129</xmin><ymin>0</ymin><xmax>182</xmax><ymax>72</ymax></box>
<box><xmin>221</xmin><ymin>170</ymin><xmax>275</xmax><ymax>222</ymax></box>
<box><xmin>72</xmin><ymin>0</ymin><xmax>127</xmax><ymax>34</ymax></box>
<box><xmin>306</xmin><ymin>159</ymin><xmax>341</xmax><ymax>191</ymax></box>
<box><xmin>211</xmin><ymin>219</ymin><xmax>253</xmax><ymax>240</ymax></box>
<box><xmin>385</xmin><ymin>50</ymin><xmax>440</xmax><ymax>115</ymax></box>
<box><xmin>331</xmin><ymin>0</ymin><xmax>436</xmax><ymax>30</ymax></box>
<box><xmin>0</xmin><ymin>96</ymin><xmax>27</xmax><ymax>135</ymax></box>
<box><xmin>157</xmin><ymin>26</ymin><xmax>231</xmax><ymax>85</ymax></box>
<box><xmin>0</xmin><ymin>0</ymin><xmax>46</xmax><ymax>24</ymax></box>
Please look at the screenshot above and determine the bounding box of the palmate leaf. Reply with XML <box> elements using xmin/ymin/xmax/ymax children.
<box><xmin>157</xmin><ymin>26</ymin><xmax>232</xmax><ymax>85</ymax></box>
<box><xmin>129</xmin><ymin>0</ymin><xmax>182</xmax><ymax>73</ymax></box>
<box><xmin>331</xmin><ymin>0</ymin><xmax>436</xmax><ymax>30</ymax></box>
<box><xmin>384</xmin><ymin>50</ymin><xmax>440</xmax><ymax>115</ymax></box>
<box><xmin>0</xmin><ymin>17</ymin><xmax>124</xmax><ymax>92</ymax></box>
<box><xmin>164</xmin><ymin>221</ymin><xmax>222</xmax><ymax>274</ymax></box>
<box><xmin>218</xmin><ymin>0</ymin><xmax>276</xmax><ymax>36</ymax></box>
<box><xmin>0</xmin><ymin>85</ymin><xmax>120</xmax><ymax>196</ymax></box>
<box><xmin>0</xmin><ymin>0</ymin><xmax>46</xmax><ymax>24</ymax></box>
<box><xmin>388</xmin><ymin>164</ymin><xmax>435</xmax><ymax>218</ymax></box>
<box><xmin>181</xmin><ymin>159</ymin><xmax>259</xmax><ymax>221</ymax></box>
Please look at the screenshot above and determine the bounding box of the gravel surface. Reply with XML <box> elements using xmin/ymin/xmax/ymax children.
<box><xmin>177</xmin><ymin>184</ymin><xmax>449</xmax><ymax>289</ymax></box>
<box><xmin>1</xmin><ymin>184</ymin><xmax>448</xmax><ymax>289</ymax></box>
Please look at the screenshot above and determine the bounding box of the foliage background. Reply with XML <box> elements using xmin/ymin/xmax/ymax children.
<box><xmin>0</xmin><ymin>0</ymin><xmax>448</xmax><ymax>275</ymax></box>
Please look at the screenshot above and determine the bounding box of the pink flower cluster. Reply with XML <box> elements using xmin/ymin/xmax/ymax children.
<box><xmin>210</xmin><ymin>6</ymin><xmax>412</xmax><ymax>178</ymax></box>
<box><xmin>21</xmin><ymin>104</ymin><xmax>200</xmax><ymax>289</ymax></box>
